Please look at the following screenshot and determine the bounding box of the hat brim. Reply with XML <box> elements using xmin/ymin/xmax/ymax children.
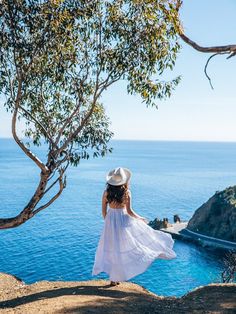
<box><xmin>106</xmin><ymin>168</ymin><xmax>131</xmax><ymax>186</ymax></box>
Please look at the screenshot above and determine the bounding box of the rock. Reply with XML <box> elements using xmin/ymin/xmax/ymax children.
<box><xmin>187</xmin><ymin>186</ymin><xmax>236</xmax><ymax>242</ymax></box>
<box><xmin>173</xmin><ymin>215</ymin><xmax>181</xmax><ymax>223</ymax></box>
<box><xmin>149</xmin><ymin>218</ymin><xmax>172</xmax><ymax>229</ymax></box>
<box><xmin>0</xmin><ymin>272</ymin><xmax>24</xmax><ymax>291</ymax></box>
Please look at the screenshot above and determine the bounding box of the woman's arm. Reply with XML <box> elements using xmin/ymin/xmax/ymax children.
<box><xmin>102</xmin><ymin>191</ymin><xmax>108</xmax><ymax>219</ymax></box>
<box><xmin>126</xmin><ymin>191</ymin><xmax>147</xmax><ymax>221</ymax></box>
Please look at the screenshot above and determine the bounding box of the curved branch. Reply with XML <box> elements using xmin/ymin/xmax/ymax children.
<box><xmin>204</xmin><ymin>53</ymin><xmax>219</xmax><ymax>90</ymax></box>
<box><xmin>179</xmin><ymin>31</ymin><xmax>235</xmax><ymax>88</ymax></box>
<box><xmin>203</xmin><ymin>52</ymin><xmax>231</xmax><ymax>89</ymax></box>
<box><xmin>32</xmin><ymin>174</ymin><xmax>65</xmax><ymax>216</ymax></box>
<box><xmin>179</xmin><ymin>33</ymin><xmax>236</xmax><ymax>57</ymax></box>
<box><xmin>0</xmin><ymin>171</ymin><xmax>50</xmax><ymax>229</ymax></box>
<box><xmin>176</xmin><ymin>0</ymin><xmax>236</xmax><ymax>87</ymax></box>
<box><xmin>176</xmin><ymin>0</ymin><xmax>236</xmax><ymax>57</ymax></box>
<box><xmin>12</xmin><ymin>108</ymin><xmax>49</xmax><ymax>173</ymax></box>
<box><xmin>12</xmin><ymin>79</ymin><xmax>49</xmax><ymax>173</ymax></box>
<box><xmin>43</xmin><ymin>162</ymin><xmax>69</xmax><ymax>195</ymax></box>
<box><xmin>0</xmin><ymin>213</ymin><xmax>33</xmax><ymax>230</ymax></box>
<box><xmin>43</xmin><ymin>176</ymin><xmax>60</xmax><ymax>195</ymax></box>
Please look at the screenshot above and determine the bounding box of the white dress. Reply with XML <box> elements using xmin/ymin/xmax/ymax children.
<box><xmin>92</xmin><ymin>206</ymin><xmax>176</xmax><ymax>282</ymax></box>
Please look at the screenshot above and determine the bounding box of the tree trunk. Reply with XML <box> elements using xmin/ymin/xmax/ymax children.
<box><xmin>0</xmin><ymin>171</ymin><xmax>50</xmax><ymax>229</ymax></box>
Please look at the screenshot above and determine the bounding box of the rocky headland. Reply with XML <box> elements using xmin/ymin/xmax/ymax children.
<box><xmin>0</xmin><ymin>273</ymin><xmax>235</xmax><ymax>313</ymax></box>
<box><xmin>187</xmin><ymin>186</ymin><xmax>236</xmax><ymax>242</ymax></box>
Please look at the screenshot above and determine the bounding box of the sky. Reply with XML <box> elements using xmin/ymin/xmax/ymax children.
<box><xmin>1</xmin><ymin>0</ymin><xmax>236</xmax><ymax>141</ymax></box>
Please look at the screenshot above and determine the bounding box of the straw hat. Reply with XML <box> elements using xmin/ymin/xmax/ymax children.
<box><xmin>106</xmin><ymin>167</ymin><xmax>131</xmax><ymax>186</ymax></box>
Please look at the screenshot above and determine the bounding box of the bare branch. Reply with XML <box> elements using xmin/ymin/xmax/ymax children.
<box><xmin>12</xmin><ymin>111</ymin><xmax>48</xmax><ymax>172</ymax></box>
<box><xmin>0</xmin><ymin>213</ymin><xmax>33</xmax><ymax>229</ymax></box>
<box><xmin>227</xmin><ymin>51</ymin><xmax>236</xmax><ymax>59</ymax></box>
<box><xmin>180</xmin><ymin>33</ymin><xmax>236</xmax><ymax>56</ymax></box>
<box><xmin>0</xmin><ymin>171</ymin><xmax>50</xmax><ymax>229</ymax></box>
<box><xmin>43</xmin><ymin>176</ymin><xmax>60</xmax><ymax>195</ymax></box>
<box><xmin>11</xmin><ymin>79</ymin><xmax>49</xmax><ymax>173</ymax></box>
<box><xmin>176</xmin><ymin>0</ymin><xmax>236</xmax><ymax>87</ymax></box>
<box><xmin>203</xmin><ymin>52</ymin><xmax>231</xmax><ymax>89</ymax></box>
<box><xmin>204</xmin><ymin>53</ymin><xmax>218</xmax><ymax>90</ymax></box>
<box><xmin>32</xmin><ymin>174</ymin><xmax>65</xmax><ymax>216</ymax></box>
<box><xmin>44</xmin><ymin>159</ymin><xmax>69</xmax><ymax>194</ymax></box>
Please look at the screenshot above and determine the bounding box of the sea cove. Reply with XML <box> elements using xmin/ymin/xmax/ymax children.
<box><xmin>1</xmin><ymin>139</ymin><xmax>236</xmax><ymax>296</ymax></box>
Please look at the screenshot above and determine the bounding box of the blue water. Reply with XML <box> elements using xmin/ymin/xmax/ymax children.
<box><xmin>0</xmin><ymin>139</ymin><xmax>236</xmax><ymax>296</ymax></box>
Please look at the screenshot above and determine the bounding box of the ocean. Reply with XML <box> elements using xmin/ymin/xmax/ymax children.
<box><xmin>0</xmin><ymin>139</ymin><xmax>236</xmax><ymax>296</ymax></box>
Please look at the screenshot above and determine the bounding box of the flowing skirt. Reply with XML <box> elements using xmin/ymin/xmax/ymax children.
<box><xmin>92</xmin><ymin>207</ymin><xmax>176</xmax><ymax>282</ymax></box>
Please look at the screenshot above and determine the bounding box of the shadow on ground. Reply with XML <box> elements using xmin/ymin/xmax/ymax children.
<box><xmin>0</xmin><ymin>278</ymin><xmax>235</xmax><ymax>314</ymax></box>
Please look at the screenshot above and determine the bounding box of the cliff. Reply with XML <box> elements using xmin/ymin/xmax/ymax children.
<box><xmin>0</xmin><ymin>273</ymin><xmax>235</xmax><ymax>313</ymax></box>
<box><xmin>187</xmin><ymin>186</ymin><xmax>236</xmax><ymax>242</ymax></box>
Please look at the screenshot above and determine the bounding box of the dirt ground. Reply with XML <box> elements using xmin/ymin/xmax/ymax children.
<box><xmin>0</xmin><ymin>273</ymin><xmax>235</xmax><ymax>314</ymax></box>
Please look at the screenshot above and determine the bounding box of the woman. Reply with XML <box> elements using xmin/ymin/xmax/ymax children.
<box><xmin>92</xmin><ymin>167</ymin><xmax>176</xmax><ymax>286</ymax></box>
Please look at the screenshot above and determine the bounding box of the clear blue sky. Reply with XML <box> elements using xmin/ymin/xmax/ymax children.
<box><xmin>1</xmin><ymin>0</ymin><xmax>236</xmax><ymax>141</ymax></box>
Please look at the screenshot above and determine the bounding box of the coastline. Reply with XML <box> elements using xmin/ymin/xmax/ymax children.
<box><xmin>0</xmin><ymin>273</ymin><xmax>235</xmax><ymax>313</ymax></box>
<box><xmin>161</xmin><ymin>223</ymin><xmax>236</xmax><ymax>250</ymax></box>
<box><xmin>1</xmin><ymin>140</ymin><xmax>236</xmax><ymax>297</ymax></box>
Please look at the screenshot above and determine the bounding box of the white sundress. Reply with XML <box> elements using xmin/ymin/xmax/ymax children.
<box><xmin>92</xmin><ymin>206</ymin><xmax>176</xmax><ymax>282</ymax></box>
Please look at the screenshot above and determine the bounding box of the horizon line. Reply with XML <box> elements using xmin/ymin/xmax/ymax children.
<box><xmin>1</xmin><ymin>137</ymin><xmax>236</xmax><ymax>144</ymax></box>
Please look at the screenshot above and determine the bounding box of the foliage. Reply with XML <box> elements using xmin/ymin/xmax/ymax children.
<box><xmin>0</xmin><ymin>0</ymin><xmax>181</xmax><ymax>156</ymax></box>
<box><xmin>221</xmin><ymin>251</ymin><xmax>236</xmax><ymax>283</ymax></box>
<box><xmin>0</xmin><ymin>0</ymin><xmax>182</xmax><ymax>227</ymax></box>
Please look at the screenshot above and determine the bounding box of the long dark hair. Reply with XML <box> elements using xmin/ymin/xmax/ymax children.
<box><xmin>106</xmin><ymin>183</ymin><xmax>128</xmax><ymax>204</ymax></box>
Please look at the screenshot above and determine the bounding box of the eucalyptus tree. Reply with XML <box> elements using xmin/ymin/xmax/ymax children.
<box><xmin>0</xmin><ymin>0</ymin><xmax>181</xmax><ymax>229</ymax></box>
